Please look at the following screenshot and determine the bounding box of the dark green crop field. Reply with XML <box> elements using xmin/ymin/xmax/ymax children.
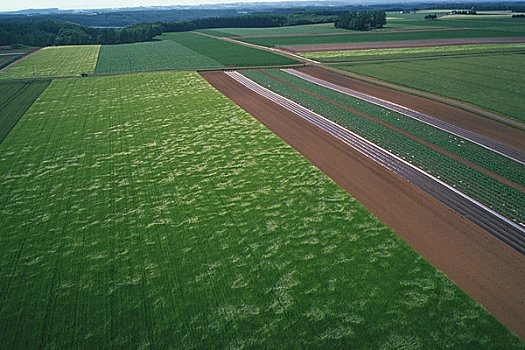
<box><xmin>0</xmin><ymin>80</ymin><xmax>50</xmax><ymax>143</ymax></box>
<box><xmin>0</xmin><ymin>71</ymin><xmax>522</xmax><ymax>348</ymax></box>
<box><xmin>239</xmin><ymin>28</ymin><xmax>525</xmax><ymax>48</ymax></box>
<box><xmin>95</xmin><ymin>40</ymin><xmax>222</xmax><ymax>73</ymax></box>
<box><xmin>157</xmin><ymin>32</ymin><xmax>298</xmax><ymax>67</ymax></box>
<box><xmin>335</xmin><ymin>53</ymin><xmax>525</xmax><ymax>123</ymax></box>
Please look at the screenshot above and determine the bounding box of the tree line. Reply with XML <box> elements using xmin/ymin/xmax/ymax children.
<box><xmin>0</xmin><ymin>21</ymin><xmax>163</xmax><ymax>46</ymax></box>
<box><xmin>0</xmin><ymin>11</ymin><xmax>339</xmax><ymax>47</ymax></box>
<box><xmin>334</xmin><ymin>11</ymin><xmax>386</xmax><ymax>31</ymax></box>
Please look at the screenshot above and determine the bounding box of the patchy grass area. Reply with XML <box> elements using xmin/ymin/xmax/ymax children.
<box><xmin>0</xmin><ymin>80</ymin><xmax>50</xmax><ymax>143</ymax></box>
<box><xmin>157</xmin><ymin>32</ymin><xmax>298</xmax><ymax>67</ymax></box>
<box><xmin>300</xmin><ymin>43</ymin><xmax>525</xmax><ymax>62</ymax></box>
<box><xmin>335</xmin><ymin>53</ymin><xmax>525</xmax><ymax>123</ymax></box>
<box><xmin>0</xmin><ymin>45</ymin><xmax>100</xmax><ymax>79</ymax></box>
<box><xmin>95</xmin><ymin>40</ymin><xmax>222</xmax><ymax>74</ymax></box>
<box><xmin>0</xmin><ymin>71</ymin><xmax>522</xmax><ymax>348</ymax></box>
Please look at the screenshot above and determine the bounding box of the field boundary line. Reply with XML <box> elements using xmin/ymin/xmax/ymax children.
<box><xmin>283</xmin><ymin>68</ymin><xmax>525</xmax><ymax>165</ymax></box>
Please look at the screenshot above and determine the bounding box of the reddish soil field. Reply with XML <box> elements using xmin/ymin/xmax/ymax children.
<box><xmin>231</xmin><ymin>27</ymin><xmax>469</xmax><ymax>39</ymax></box>
<box><xmin>284</xmin><ymin>37</ymin><xmax>525</xmax><ymax>52</ymax></box>
<box><xmin>200</xmin><ymin>70</ymin><xmax>525</xmax><ymax>340</ymax></box>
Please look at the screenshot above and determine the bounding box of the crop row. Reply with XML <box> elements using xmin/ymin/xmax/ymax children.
<box><xmin>239</xmin><ymin>28</ymin><xmax>525</xmax><ymax>48</ymax></box>
<box><xmin>299</xmin><ymin>43</ymin><xmax>525</xmax><ymax>62</ymax></box>
<box><xmin>240</xmin><ymin>69</ymin><xmax>525</xmax><ymax>224</ymax></box>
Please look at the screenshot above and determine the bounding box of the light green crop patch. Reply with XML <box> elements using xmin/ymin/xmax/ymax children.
<box><xmin>0</xmin><ymin>71</ymin><xmax>522</xmax><ymax>349</ymax></box>
<box><xmin>300</xmin><ymin>43</ymin><xmax>525</xmax><ymax>62</ymax></box>
<box><xmin>0</xmin><ymin>45</ymin><xmax>100</xmax><ymax>79</ymax></box>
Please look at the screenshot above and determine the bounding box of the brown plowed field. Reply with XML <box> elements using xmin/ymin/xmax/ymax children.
<box><xmin>231</xmin><ymin>27</ymin><xmax>470</xmax><ymax>39</ymax></box>
<box><xmin>297</xmin><ymin>66</ymin><xmax>525</xmax><ymax>150</ymax></box>
<box><xmin>284</xmin><ymin>37</ymin><xmax>525</xmax><ymax>52</ymax></box>
<box><xmin>200</xmin><ymin>70</ymin><xmax>525</xmax><ymax>340</ymax></box>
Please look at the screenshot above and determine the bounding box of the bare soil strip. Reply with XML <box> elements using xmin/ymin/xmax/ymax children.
<box><xmin>284</xmin><ymin>37</ymin><xmax>525</xmax><ymax>52</ymax></box>
<box><xmin>257</xmin><ymin>69</ymin><xmax>525</xmax><ymax>192</ymax></box>
<box><xmin>230</xmin><ymin>27</ymin><xmax>470</xmax><ymax>39</ymax></box>
<box><xmin>297</xmin><ymin>66</ymin><xmax>525</xmax><ymax>149</ymax></box>
<box><xmin>200</xmin><ymin>70</ymin><xmax>525</xmax><ymax>339</ymax></box>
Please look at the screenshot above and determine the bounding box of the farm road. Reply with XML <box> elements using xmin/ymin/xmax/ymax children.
<box><xmin>200</xmin><ymin>70</ymin><xmax>525</xmax><ymax>340</ymax></box>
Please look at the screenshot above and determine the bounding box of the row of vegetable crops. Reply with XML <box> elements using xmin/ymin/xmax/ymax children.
<box><xmin>239</xmin><ymin>69</ymin><xmax>525</xmax><ymax>225</ymax></box>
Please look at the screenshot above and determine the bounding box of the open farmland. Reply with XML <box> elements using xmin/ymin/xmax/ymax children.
<box><xmin>157</xmin><ymin>32</ymin><xmax>298</xmax><ymax>67</ymax></box>
<box><xmin>198</xmin><ymin>23</ymin><xmax>351</xmax><ymax>37</ymax></box>
<box><xmin>95</xmin><ymin>40</ymin><xmax>222</xmax><ymax>73</ymax></box>
<box><xmin>299</xmin><ymin>43</ymin><xmax>525</xmax><ymax>62</ymax></box>
<box><xmin>238</xmin><ymin>28</ymin><xmax>525</xmax><ymax>48</ymax></box>
<box><xmin>0</xmin><ymin>45</ymin><xmax>100</xmax><ymax>79</ymax></box>
<box><xmin>0</xmin><ymin>80</ymin><xmax>50</xmax><ymax>143</ymax></box>
<box><xmin>334</xmin><ymin>53</ymin><xmax>525</xmax><ymax>123</ymax></box>
<box><xmin>0</xmin><ymin>71</ymin><xmax>522</xmax><ymax>348</ymax></box>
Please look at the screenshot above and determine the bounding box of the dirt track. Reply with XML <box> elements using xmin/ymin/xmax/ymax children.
<box><xmin>200</xmin><ymin>70</ymin><xmax>525</xmax><ymax>340</ymax></box>
<box><xmin>297</xmin><ymin>66</ymin><xmax>525</xmax><ymax>150</ymax></box>
<box><xmin>284</xmin><ymin>37</ymin><xmax>525</xmax><ymax>52</ymax></box>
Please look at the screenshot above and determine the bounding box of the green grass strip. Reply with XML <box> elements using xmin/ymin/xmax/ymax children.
<box><xmin>0</xmin><ymin>71</ymin><xmax>522</xmax><ymax>348</ymax></box>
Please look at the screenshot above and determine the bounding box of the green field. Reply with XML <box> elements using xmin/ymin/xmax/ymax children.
<box><xmin>0</xmin><ymin>71</ymin><xmax>522</xmax><ymax>348</ymax></box>
<box><xmin>0</xmin><ymin>45</ymin><xmax>100</xmax><ymax>79</ymax></box>
<box><xmin>240</xmin><ymin>69</ymin><xmax>525</xmax><ymax>224</ymax></box>
<box><xmin>299</xmin><ymin>43</ymin><xmax>525</xmax><ymax>62</ymax></box>
<box><xmin>157</xmin><ymin>32</ymin><xmax>298</xmax><ymax>67</ymax></box>
<box><xmin>0</xmin><ymin>80</ymin><xmax>50</xmax><ymax>143</ymax></box>
<box><xmin>239</xmin><ymin>28</ymin><xmax>525</xmax><ymax>48</ymax></box>
<box><xmin>95</xmin><ymin>40</ymin><xmax>222</xmax><ymax>73</ymax></box>
<box><xmin>384</xmin><ymin>11</ymin><xmax>525</xmax><ymax>31</ymax></box>
<box><xmin>198</xmin><ymin>23</ymin><xmax>350</xmax><ymax>37</ymax></box>
<box><xmin>335</xmin><ymin>53</ymin><xmax>525</xmax><ymax>123</ymax></box>
<box><xmin>262</xmin><ymin>69</ymin><xmax>525</xmax><ymax>187</ymax></box>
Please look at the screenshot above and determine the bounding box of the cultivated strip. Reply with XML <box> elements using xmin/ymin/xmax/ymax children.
<box><xmin>283</xmin><ymin>68</ymin><xmax>525</xmax><ymax>165</ymax></box>
<box><xmin>226</xmin><ymin>70</ymin><xmax>525</xmax><ymax>254</ymax></box>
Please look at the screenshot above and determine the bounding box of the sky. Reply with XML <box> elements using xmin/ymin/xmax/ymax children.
<box><xmin>1</xmin><ymin>0</ymin><xmax>310</xmax><ymax>12</ymax></box>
